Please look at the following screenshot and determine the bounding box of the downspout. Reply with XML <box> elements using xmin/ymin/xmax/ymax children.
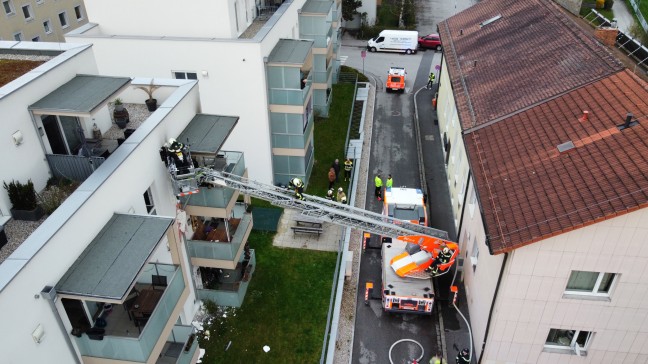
<box><xmin>477</xmin><ymin>251</ymin><xmax>508</xmax><ymax>364</ymax></box>
<box><xmin>455</xmin><ymin>169</ymin><xmax>471</xmax><ymax>242</ymax></box>
<box><xmin>41</xmin><ymin>286</ymin><xmax>82</xmax><ymax>364</ymax></box>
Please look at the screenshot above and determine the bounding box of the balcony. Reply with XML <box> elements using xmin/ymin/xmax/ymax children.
<box><xmin>187</xmin><ymin>213</ymin><xmax>253</xmax><ymax>268</ymax></box>
<box><xmin>197</xmin><ymin>249</ymin><xmax>256</xmax><ymax>307</ymax></box>
<box><xmin>71</xmin><ymin>264</ymin><xmax>187</xmax><ymax>362</ymax></box>
<box><xmin>156</xmin><ymin>325</ymin><xmax>200</xmax><ymax>364</ymax></box>
<box><xmin>268</xmin><ymin>72</ymin><xmax>312</xmax><ymax>106</ymax></box>
<box><xmin>181</xmin><ymin>151</ymin><xmax>246</xmax><ymax>211</ymax></box>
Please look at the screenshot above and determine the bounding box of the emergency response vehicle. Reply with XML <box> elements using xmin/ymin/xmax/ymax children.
<box><xmin>386</xmin><ymin>67</ymin><xmax>406</xmax><ymax>92</ymax></box>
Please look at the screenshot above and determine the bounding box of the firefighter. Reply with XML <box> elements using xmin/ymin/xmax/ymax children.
<box><xmin>456</xmin><ymin>348</ymin><xmax>470</xmax><ymax>364</ymax></box>
<box><xmin>289</xmin><ymin>177</ymin><xmax>305</xmax><ymax>200</ymax></box>
<box><xmin>374</xmin><ymin>175</ymin><xmax>383</xmax><ymax>201</ymax></box>
<box><xmin>427</xmin><ymin>72</ymin><xmax>436</xmax><ymax>89</ymax></box>
<box><xmin>326</xmin><ymin>188</ymin><xmax>335</xmax><ymax>201</ymax></box>
<box><xmin>337</xmin><ymin>187</ymin><xmax>347</xmax><ymax>204</ymax></box>
<box><xmin>167</xmin><ymin>138</ymin><xmax>190</xmax><ymax>173</ymax></box>
<box><xmin>344</xmin><ymin>158</ymin><xmax>353</xmax><ymax>181</ymax></box>
<box><xmin>386</xmin><ymin>174</ymin><xmax>393</xmax><ymax>190</ymax></box>
<box><xmin>427</xmin><ymin>246</ymin><xmax>453</xmax><ymax>275</ymax></box>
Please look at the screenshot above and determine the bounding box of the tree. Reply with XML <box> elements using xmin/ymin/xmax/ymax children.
<box><xmin>342</xmin><ymin>0</ymin><xmax>362</xmax><ymax>22</ymax></box>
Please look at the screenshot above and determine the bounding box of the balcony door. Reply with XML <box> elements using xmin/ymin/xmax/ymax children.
<box><xmin>42</xmin><ymin>115</ymin><xmax>82</xmax><ymax>155</ymax></box>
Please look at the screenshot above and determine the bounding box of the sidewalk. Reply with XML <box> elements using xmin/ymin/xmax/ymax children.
<box><xmin>612</xmin><ymin>0</ymin><xmax>635</xmax><ymax>33</ymax></box>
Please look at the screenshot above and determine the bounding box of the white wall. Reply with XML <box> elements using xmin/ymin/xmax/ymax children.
<box><xmin>459</xmin><ymin>178</ymin><xmax>505</xmax><ymax>360</ymax></box>
<box><xmin>482</xmin><ymin>208</ymin><xmax>648</xmax><ymax>363</ymax></box>
<box><xmin>83</xmin><ymin>0</ymin><xmax>237</xmax><ymax>38</ymax></box>
<box><xmin>0</xmin><ymin>81</ymin><xmax>202</xmax><ymax>364</ymax></box>
<box><xmin>358</xmin><ymin>0</ymin><xmax>377</xmax><ymax>26</ymax></box>
<box><xmin>0</xmin><ymin>44</ymin><xmax>97</xmax><ymax>215</ymax></box>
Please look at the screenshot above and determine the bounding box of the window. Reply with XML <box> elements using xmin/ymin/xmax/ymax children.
<box><xmin>13</xmin><ymin>32</ymin><xmax>22</xmax><ymax>41</ymax></box>
<box><xmin>470</xmin><ymin>237</ymin><xmax>479</xmax><ymax>271</ymax></box>
<box><xmin>173</xmin><ymin>71</ymin><xmax>198</xmax><ymax>80</ymax></box>
<box><xmin>544</xmin><ymin>329</ymin><xmax>593</xmax><ymax>356</ymax></box>
<box><xmin>143</xmin><ymin>187</ymin><xmax>156</xmax><ymax>215</ymax></box>
<box><xmin>58</xmin><ymin>11</ymin><xmax>68</xmax><ymax>28</ymax></box>
<box><xmin>43</xmin><ymin>20</ymin><xmax>51</xmax><ymax>34</ymax></box>
<box><xmin>74</xmin><ymin>5</ymin><xmax>83</xmax><ymax>20</ymax></box>
<box><xmin>564</xmin><ymin>271</ymin><xmax>616</xmax><ymax>299</ymax></box>
<box><xmin>2</xmin><ymin>0</ymin><xmax>14</xmax><ymax>15</ymax></box>
<box><xmin>32</xmin><ymin>36</ymin><xmax>40</xmax><ymax>42</ymax></box>
<box><xmin>21</xmin><ymin>4</ymin><xmax>32</xmax><ymax>20</ymax></box>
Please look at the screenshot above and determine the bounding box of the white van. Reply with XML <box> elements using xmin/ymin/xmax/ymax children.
<box><xmin>367</xmin><ymin>30</ymin><xmax>419</xmax><ymax>54</ymax></box>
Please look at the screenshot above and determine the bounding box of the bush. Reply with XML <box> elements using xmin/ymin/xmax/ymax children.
<box><xmin>38</xmin><ymin>179</ymin><xmax>79</xmax><ymax>214</ymax></box>
<box><xmin>3</xmin><ymin>179</ymin><xmax>38</xmax><ymax>210</ymax></box>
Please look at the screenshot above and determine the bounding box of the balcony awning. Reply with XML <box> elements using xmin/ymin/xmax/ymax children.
<box><xmin>267</xmin><ymin>39</ymin><xmax>314</xmax><ymax>66</ymax></box>
<box><xmin>55</xmin><ymin>214</ymin><xmax>174</xmax><ymax>301</ymax></box>
<box><xmin>302</xmin><ymin>0</ymin><xmax>333</xmax><ymax>14</ymax></box>
<box><xmin>177</xmin><ymin>114</ymin><xmax>238</xmax><ymax>154</ymax></box>
<box><xmin>29</xmin><ymin>74</ymin><xmax>131</xmax><ymax>116</ymax></box>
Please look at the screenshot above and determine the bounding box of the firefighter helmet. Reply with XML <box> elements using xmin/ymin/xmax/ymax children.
<box><xmin>442</xmin><ymin>247</ymin><xmax>450</xmax><ymax>254</ymax></box>
<box><xmin>338</xmin><ymin>187</ymin><xmax>343</xmax><ymax>192</ymax></box>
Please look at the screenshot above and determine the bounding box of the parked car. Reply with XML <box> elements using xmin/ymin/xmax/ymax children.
<box><xmin>418</xmin><ymin>33</ymin><xmax>442</xmax><ymax>51</ymax></box>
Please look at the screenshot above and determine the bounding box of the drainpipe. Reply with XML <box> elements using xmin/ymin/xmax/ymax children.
<box><xmin>455</xmin><ymin>170</ymin><xmax>471</xmax><ymax>244</ymax></box>
<box><xmin>41</xmin><ymin>286</ymin><xmax>82</xmax><ymax>364</ymax></box>
<box><xmin>477</xmin><ymin>251</ymin><xmax>508</xmax><ymax>364</ymax></box>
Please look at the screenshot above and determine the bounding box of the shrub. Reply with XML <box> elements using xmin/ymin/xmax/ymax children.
<box><xmin>3</xmin><ymin>179</ymin><xmax>38</xmax><ymax>210</ymax></box>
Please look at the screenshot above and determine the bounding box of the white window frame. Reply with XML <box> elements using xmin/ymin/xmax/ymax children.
<box><xmin>58</xmin><ymin>11</ymin><xmax>68</xmax><ymax>28</ymax></box>
<box><xmin>2</xmin><ymin>0</ymin><xmax>15</xmax><ymax>16</ymax></box>
<box><xmin>470</xmin><ymin>237</ymin><xmax>479</xmax><ymax>271</ymax></box>
<box><xmin>32</xmin><ymin>36</ymin><xmax>40</xmax><ymax>42</ymax></box>
<box><xmin>43</xmin><ymin>19</ymin><xmax>52</xmax><ymax>34</ymax></box>
<box><xmin>143</xmin><ymin>187</ymin><xmax>156</xmax><ymax>215</ymax></box>
<box><xmin>544</xmin><ymin>329</ymin><xmax>593</xmax><ymax>356</ymax></box>
<box><xmin>172</xmin><ymin>71</ymin><xmax>198</xmax><ymax>80</ymax></box>
<box><xmin>74</xmin><ymin>5</ymin><xmax>83</xmax><ymax>21</ymax></box>
<box><xmin>564</xmin><ymin>271</ymin><xmax>617</xmax><ymax>300</ymax></box>
<box><xmin>21</xmin><ymin>3</ymin><xmax>32</xmax><ymax>20</ymax></box>
<box><xmin>468</xmin><ymin>189</ymin><xmax>477</xmax><ymax>218</ymax></box>
<box><xmin>13</xmin><ymin>31</ymin><xmax>23</xmax><ymax>41</ymax></box>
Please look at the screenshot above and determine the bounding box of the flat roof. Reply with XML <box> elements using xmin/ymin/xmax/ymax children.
<box><xmin>55</xmin><ymin>214</ymin><xmax>173</xmax><ymax>300</ymax></box>
<box><xmin>177</xmin><ymin>114</ymin><xmax>238</xmax><ymax>154</ymax></box>
<box><xmin>267</xmin><ymin>39</ymin><xmax>313</xmax><ymax>64</ymax></box>
<box><xmin>29</xmin><ymin>74</ymin><xmax>130</xmax><ymax>115</ymax></box>
<box><xmin>301</xmin><ymin>0</ymin><xmax>332</xmax><ymax>14</ymax></box>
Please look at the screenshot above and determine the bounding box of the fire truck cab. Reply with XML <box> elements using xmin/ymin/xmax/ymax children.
<box><xmin>386</xmin><ymin>67</ymin><xmax>406</xmax><ymax>92</ymax></box>
<box><xmin>383</xmin><ymin>187</ymin><xmax>427</xmax><ymax>226</ymax></box>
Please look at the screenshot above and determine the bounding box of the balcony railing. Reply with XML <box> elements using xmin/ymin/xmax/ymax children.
<box><xmin>197</xmin><ymin>250</ymin><xmax>256</xmax><ymax>307</ymax></box>
<box><xmin>187</xmin><ymin>213</ymin><xmax>252</xmax><ymax>261</ymax></box>
<box><xmin>74</xmin><ymin>265</ymin><xmax>185</xmax><ymax>362</ymax></box>
<box><xmin>268</xmin><ymin>73</ymin><xmax>312</xmax><ymax>106</ymax></box>
<box><xmin>156</xmin><ymin>325</ymin><xmax>199</xmax><ymax>364</ymax></box>
<box><xmin>181</xmin><ymin>151</ymin><xmax>245</xmax><ymax>208</ymax></box>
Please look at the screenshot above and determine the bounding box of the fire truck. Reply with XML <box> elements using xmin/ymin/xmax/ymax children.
<box><xmin>160</xmin><ymin>145</ymin><xmax>458</xmax><ymax>314</ymax></box>
<box><xmin>386</xmin><ymin>67</ymin><xmax>406</xmax><ymax>92</ymax></box>
<box><xmin>383</xmin><ymin>187</ymin><xmax>427</xmax><ymax>226</ymax></box>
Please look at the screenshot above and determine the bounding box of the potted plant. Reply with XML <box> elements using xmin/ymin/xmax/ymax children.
<box><xmin>3</xmin><ymin>179</ymin><xmax>44</xmax><ymax>221</ymax></box>
<box><xmin>136</xmin><ymin>80</ymin><xmax>160</xmax><ymax>112</ymax></box>
<box><xmin>114</xmin><ymin>98</ymin><xmax>124</xmax><ymax>112</ymax></box>
<box><xmin>113</xmin><ymin>98</ymin><xmax>129</xmax><ymax>128</ymax></box>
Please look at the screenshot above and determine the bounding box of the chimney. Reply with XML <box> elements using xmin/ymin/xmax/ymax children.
<box><xmin>578</xmin><ymin>110</ymin><xmax>589</xmax><ymax>122</ymax></box>
<box><xmin>594</xmin><ymin>27</ymin><xmax>619</xmax><ymax>47</ymax></box>
<box><xmin>624</xmin><ymin>113</ymin><xmax>633</xmax><ymax>128</ymax></box>
<box><xmin>460</xmin><ymin>29</ymin><xmax>464</xmax><ymax>36</ymax></box>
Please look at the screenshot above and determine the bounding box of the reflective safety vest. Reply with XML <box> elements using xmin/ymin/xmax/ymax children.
<box><xmin>386</xmin><ymin>178</ymin><xmax>393</xmax><ymax>189</ymax></box>
<box><xmin>375</xmin><ymin>176</ymin><xmax>383</xmax><ymax>188</ymax></box>
<box><xmin>344</xmin><ymin>160</ymin><xmax>353</xmax><ymax>171</ymax></box>
<box><xmin>429</xmin><ymin>73</ymin><xmax>435</xmax><ymax>82</ymax></box>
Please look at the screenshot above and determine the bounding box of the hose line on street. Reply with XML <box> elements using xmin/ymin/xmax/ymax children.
<box><xmin>389</xmin><ymin>338</ymin><xmax>424</xmax><ymax>364</ymax></box>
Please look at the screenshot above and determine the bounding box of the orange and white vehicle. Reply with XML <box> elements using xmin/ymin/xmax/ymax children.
<box><xmin>386</xmin><ymin>67</ymin><xmax>406</xmax><ymax>92</ymax></box>
<box><xmin>383</xmin><ymin>187</ymin><xmax>427</xmax><ymax>226</ymax></box>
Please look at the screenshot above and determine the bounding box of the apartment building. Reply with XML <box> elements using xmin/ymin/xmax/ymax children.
<box><xmin>435</xmin><ymin>0</ymin><xmax>648</xmax><ymax>362</ymax></box>
<box><xmin>65</xmin><ymin>0</ymin><xmax>342</xmax><ymax>186</ymax></box>
<box><xmin>0</xmin><ymin>41</ymin><xmax>256</xmax><ymax>363</ymax></box>
<box><xmin>1</xmin><ymin>0</ymin><xmax>87</xmax><ymax>42</ymax></box>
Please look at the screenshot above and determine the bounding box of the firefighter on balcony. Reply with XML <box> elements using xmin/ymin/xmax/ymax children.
<box><xmin>166</xmin><ymin>138</ymin><xmax>190</xmax><ymax>174</ymax></box>
<box><xmin>344</xmin><ymin>158</ymin><xmax>353</xmax><ymax>181</ymax></box>
<box><xmin>427</xmin><ymin>246</ymin><xmax>453</xmax><ymax>275</ymax></box>
<box><xmin>289</xmin><ymin>177</ymin><xmax>305</xmax><ymax>200</ymax></box>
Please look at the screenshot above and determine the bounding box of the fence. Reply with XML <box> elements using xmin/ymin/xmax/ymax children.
<box><xmin>45</xmin><ymin>154</ymin><xmax>106</xmax><ymax>182</ymax></box>
<box><xmin>628</xmin><ymin>0</ymin><xmax>648</xmax><ymax>33</ymax></box>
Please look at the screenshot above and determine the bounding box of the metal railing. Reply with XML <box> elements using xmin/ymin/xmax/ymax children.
<box><xmin>45</xmin><ymin>154</ymin><xmax>106</xmax><ymax>182</ymax></box>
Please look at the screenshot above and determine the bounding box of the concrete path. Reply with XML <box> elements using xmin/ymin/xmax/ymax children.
<box><xmin>273</xmin><ymin>209</ymin><xmax>344</xmax><ymax>252</ymax></box>
<box><xmin>612</xmin><ymin>0</ymin><xmax>636</xmax><ymax>33</ymax></box>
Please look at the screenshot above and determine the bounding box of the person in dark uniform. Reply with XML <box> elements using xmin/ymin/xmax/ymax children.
<box><xmin>289</xmin><ymin>177</ymin><xmax>305</xmax><ymax>200</ymax></box>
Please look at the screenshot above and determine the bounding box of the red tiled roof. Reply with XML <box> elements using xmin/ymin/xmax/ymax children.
<box><xmin>438</xmin><ymin>0</ymin><xmax>623</xmax><ymax>130</ymax></box>
<box><xmin>467</xmin><ymin>70</ymin><xmax>648</xmax><ymax>253</ymax></box>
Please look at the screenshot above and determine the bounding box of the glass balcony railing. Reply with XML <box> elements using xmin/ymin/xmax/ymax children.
<box><xmin>197</xmin><ymin>250</ymin><xmax>256</xmax><ymax>307</ymax></box>
<box><xmin>181</xmin><ymin>151</ymin><xmax>245</xmax><ymax>208</ymax></box>
<box><xmin>187</xmin><ymin>213</ymin><xmax>252</xmax><ymax>261</ymax></box>
<box><xmin>269</xmin><ymin>73</ymin><xmax>312</xmax><ymax>106</ymax></box>
<box><xmin>156</xmin><ymin>325</ymin><xmax>199</xmax><ymax>364</ymax></box>
<box><xmin>74</xmin><ymin>265</ymin><xmax>186</xmax><ymax>362</ymax></box>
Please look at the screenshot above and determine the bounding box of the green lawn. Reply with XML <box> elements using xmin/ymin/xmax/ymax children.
<box><xmin>198</xmin><ymin>230</ymin><xmax>337</xmax><ymax>363</ymax></box>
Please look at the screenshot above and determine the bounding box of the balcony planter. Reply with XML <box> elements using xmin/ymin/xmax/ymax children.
<box><xmin>145</xmin><ymin>98</ymin><xmax>158</xmax><ymax>112</ymax></box>
<box><xmin>115</xmin><ymin>118</ymin><xmax>128</xmax><ymax>129</ymax></box>
<box><xmin>3</xmin><ymin>179</ymin><xmax>45</xmax><ymax>221</ymax></box>
<box><xmin>136</xmin><ymin>80</ymin><xmax>160</xmax><ymax>112</ymax></box>
<box><xmin>184</xmin><ymin>333</ymin><xmax>196</xmax><ymax>352</ymax></box>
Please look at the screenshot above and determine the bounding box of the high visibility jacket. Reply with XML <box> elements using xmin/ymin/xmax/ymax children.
<box><xmin>375</xmin><ymin>176</ymin><xmax>383</xmax><ymax>188</ymax></box>
<box><xmin>344</xmin><ymin>160</ymin><xmax>353</xmax><ymax>171</ymax></box>
<box><xmin>386</xmin><ymin>178</ymin><xmax>393</xmax><ymax>188</ymax></box>
<box><xmin>429</xmin><ymin>73</ymin><xmax>435</xmax><ymax>82</ymax></box>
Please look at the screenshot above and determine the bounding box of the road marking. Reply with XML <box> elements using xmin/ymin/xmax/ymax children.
<box><xmin>392</xmin><ymin>111</ymin><xmax>401</xmax><ymax>116</ymax></box>
<box><xmin>425</xmin><ymin>135</ymin><xmax>434</xmax><ymax>141</ymax></box>
<box><xmin>339</xmin><ymin>56</ymin><xmax>348</xmax><ymax>65</ymax></box>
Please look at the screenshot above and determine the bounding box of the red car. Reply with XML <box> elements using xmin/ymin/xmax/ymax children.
<box><xmin>418</xmin><ymin>34</ymin><xmax>442</xmax><ymax>51</ymax></box>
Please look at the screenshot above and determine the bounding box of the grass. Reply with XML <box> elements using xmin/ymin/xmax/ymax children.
<box><xmin>198</xmin><ymin>230</ymin><xmax>337</xmax><ymax>363</ymax></box>
<box><xmin>307</xmin><ymin>82</ymin><xmax>357</xmax><ymax>197</ymax></box>
<box><xmin>580</xmin><ymin>0</ymin><xmax>614</xmax><ymax>19</ymax></box>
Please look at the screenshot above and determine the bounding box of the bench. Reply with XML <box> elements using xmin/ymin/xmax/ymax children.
<box><xmin>291</xmin><ymin>225</ymin><xmax>323</xmax><ymax>238</ymax></box>
<box><xmin>295</xmin><ymin>219</ymin><xmax>323</xmax><ymax>229</ymax></box>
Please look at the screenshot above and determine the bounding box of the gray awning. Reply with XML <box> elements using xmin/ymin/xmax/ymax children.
<box><xmin>29</xmin><ymin>74</ymin><xmax>131</xmax><ymax>116</ymax></box>
<box><xmin>177</xmin><ymin>114</ymin><xmax>238</xmax><ymax>154</ymax></box>
<box><xmin>267</xmin><ymin>39</ymin><xmax>314</xmax><ymax>65</ymax></box>
<box><xmin>55</xmin><ymin>214</ymin><xmax>174</xmax><ymax>301</ymax></box>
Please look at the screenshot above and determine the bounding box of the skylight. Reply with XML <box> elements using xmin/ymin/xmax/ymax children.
<box><xmin>480</xmin><ymin>14</ymin><xmax>503</xmax><ymax>28</ymax></box>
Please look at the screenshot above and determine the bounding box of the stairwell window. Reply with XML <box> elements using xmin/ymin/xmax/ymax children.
<box><xmin>21</xmin><ymin>4</ymin><xmax>32</xmax><ymax>20</ymax></box>
<box><xmin>143</xmin><ymin>187</ymin><xmax>156</xmax><ymax>215</ymax></box>
<box><xmin>544</xmin><ymin>329</ymin><xmax>593</xmax><ymax>356</ymax></box>
<box><xmin>13</xmin><ymin>31</ymin><xmax>22</xmax><ymax>41</ymax></box>
<box><xmin>43</xmin><ymin>20</ymin><xmax>51</xmax><ymax>34</ymax></box>
<box><xmin>58</xmin><ymin>11</ymin><xmax>68</xmax><ymax>28</ymax></box>
<box><xmin>74</xmin><ymin>5</ymin><xmax>83</xmax><ymax>21</ymax></box>
<box><xmin>470</xmin><ymin>237</ymin><xmax>479</xmax><ymax>272</ymax></box>
<box><xmin>564</xmin><ymin>271</ymin><xmax>616</xmax><ymax>300</ymax></box>
<box><xmin>2</xmin><ymin>0</ymin><xmax>15</xmax><ymax>16</ymax></box>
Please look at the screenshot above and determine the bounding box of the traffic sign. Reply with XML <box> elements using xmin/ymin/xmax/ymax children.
<box><xmin>361</xmin><ymin>50</ymin><xmax>366</xmax><ymax>59</ymax></box>
<box><xmin>435</xmin><ymin>65</ymin><xmax>440</xmax><ymax>71</ymax></box>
